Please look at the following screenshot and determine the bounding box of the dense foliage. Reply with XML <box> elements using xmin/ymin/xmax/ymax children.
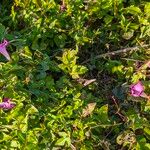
<box><xmin>0</xmin><ymin>0</ymin><xmax>150</xmax><ymax>149</ymax></box>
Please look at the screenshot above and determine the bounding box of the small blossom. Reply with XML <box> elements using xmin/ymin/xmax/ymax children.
<box><xmin>0</xmin><ymin>98</ymin><xmax>15</xmax><ymax>110</ymax></box>
<box><xmin>130</xmin><ymin>81</ymin><xmax>144</xmax><ymax>97</ymax></box>
<box><xmin>60</xmin><ymin>4</ymin><xmax>66</xmax><ymax>11</ymax></box>
<box><xmin>0</xmin><ymin>39</ymin><xmax>10</xmax><ymax>60</ymax></box>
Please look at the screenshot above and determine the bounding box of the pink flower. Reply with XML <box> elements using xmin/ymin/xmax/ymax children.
<box><xmin>60</xmin><ymin>4</ymin><xmax>66</xmax><ymax>11</ymax></box>
<box><xmin>130</xmin><ymin>81</ymin><xmax>144</xmax><ymax>97</ymax></box>
<box><xmin>0</xmin><ymin>98</ymin><xmax>15</xmax><ymax>109</ymax></box>
<box><xmin>0</xmin><ymin>39</ymin><xmax>10</xmax><ymax>60</ymax></box>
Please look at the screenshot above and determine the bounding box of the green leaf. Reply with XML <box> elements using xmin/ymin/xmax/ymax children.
<box><xmin>54</xmin><ymin>33</ymin><xmax>66</xmax><ymax>48</ymax></box>
<box><xmin>112</xmin><ymin>86</ymin><xmax>126</xmax><ymax>101</ymax></box>
<box><xmin>144</xmin><ymin>3</ymin><xmax>150</xmax><ymax>17</ymax></box>
<box><xmin>117</xmin><ymin>131</ymin><xmax>136</xmax><ymax>147</ymax></box>
<box><xmin>31</xmin><ymin>37</ymin><xmax>39</xmax><ymax>50</ymax></box>
<box><xmin>104</xmin><ymin>15</ymin><xmax>113</xmax><ymax>24</ymax></box>
<box><xmin>145</xmin><ymin>143</ymin><xmax>150</xmax><ymax>149</ymax></box>
<box><xmin>55</xmin><ymin>137</ymin><xmax>71</xmax><ymax>146</ymax></box>
<box><xmin>136</xmin><ymin>135</ymin><xmax>148</xmax><ymax>150</ymax></box>
<box><xmin>144</xmin><ymin>127</ymin><xmax>150</xmax><ymax>140</ymax></box>
<box><xmin>125</xmin><ymin>6</ymin><xmax>142</xmax><ymax>15</ymax></box>
<box><xmin>122</xmin><ymin>30</ymin><xmax>134</xmax><ymax>40</ymax></box>
<box><xmin>0</xmin><ymin>133</ymin><xmax>12</xmax><ymax>142</ymax></box>
<box><xmin>27</xmin><ymin>130</ymin><xmax>38</xmax><ymax>144</ymax></box>
<box><xmin>82</xmin><ymin>103</ymin><xmax>96</xmax><ymax>117</ymax></box>
<box><xmin>0</xmin><ymin>23</ymin><xmax>5</xmax><ymax>40</ymax></box>
<box><xmin>10</xmin><ymin>140</ymin><xmax>20</xmax><ymax>148</ymax></box>
<box><xmin>27</xmin><ymin>105</ymin><xmax>38</xmax><ymax>114</ymax></box>
<box><xmin>21</xmin><ymin>46</ymin><xmax>32</xmax><ymax>59</ymax></box>
<box><xmin>97</xmin><ymin>105</ymin><xmax>110</xmax><ymax>124</ymax></box>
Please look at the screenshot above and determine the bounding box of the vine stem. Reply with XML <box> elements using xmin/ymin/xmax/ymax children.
<box><xmin>82</xmin><ymin>44</ymin><xmax>150</xmax><ymax>64</ymax></box>
<box><xmin>90</xmin><ymin>123</ymin><xmax>122</xmax><ymax>129</ymax></box>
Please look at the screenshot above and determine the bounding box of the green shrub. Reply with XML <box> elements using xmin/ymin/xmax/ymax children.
<box><xmin>0</xmin><ymin>0</ymin><xmax>150</xmax><ymax>149</ymax></box>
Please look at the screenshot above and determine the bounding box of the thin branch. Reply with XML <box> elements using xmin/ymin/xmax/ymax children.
<box><xmin>82</xmin><ymin>44</ymin><xmax>150</xmax><ymax>64</ymax></box>
<box><xmin>90</xmin><ymin>123</ymin><xmax>122</xmax><ymax>129</ymax></box>
<box><xmin>121</xmin><ymin>58</ymin><xmax>144</xmax><ymax>62</ymax></box>
<box><xmin>70</xmin><ymin>144</ymin><xmax>76</xmax><ymax>150</ymax></box>
<box><xmin>137</xmin><ymin>60</ymin><xmax>150</xmax><ymax>71</ymax></box>
<box><xmin>111</xmin><ymin>96</ymin><xmax>126</xmax><ymax>122</ymax></box>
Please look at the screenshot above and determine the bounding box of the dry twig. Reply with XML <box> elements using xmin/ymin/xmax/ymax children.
<box><xmin>82</xmin><ymin>44</ymin><xmax>150</xmax><ymax>64</ymax></box>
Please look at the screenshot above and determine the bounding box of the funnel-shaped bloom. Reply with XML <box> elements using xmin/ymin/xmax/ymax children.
<box><xmin>130</xmin><ymin>81</ymin><xmax>144</xmax><ymax>97</ymax></box>
<box><xmin>0</xmin><ymin>98</ymin><xmax>15</xmax><ymax>109</ymax></box>
<box><xmin>0</xmin><ymin>39</ymin><xmax>10</xmax><ymax>60</ymax></box>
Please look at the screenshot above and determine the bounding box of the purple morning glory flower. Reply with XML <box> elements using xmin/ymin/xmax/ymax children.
<box><xmin>130</xmin><ymin>81</ymin><xmax>144</xmax><ymax>97</ymax></box>
<box><xmin>60</xmin><ymin>4</ymin><xmax>66</xmax><ymax>11</ymax></box>
<box><xmin>0</xmin><ymin>39</ymin><xmax>10</xmax><ymax>60</ymax></box>
<box><xmin>0</xmin><ymin>98</ymin><xmax>15</xmax><ymax>110</ymax></box>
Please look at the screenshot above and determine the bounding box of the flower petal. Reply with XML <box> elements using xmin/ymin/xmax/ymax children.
<box><xmin>0</xmin><ymin>40</ymin><xmax>10</xmax><ymax>60</ymax></box>
<box><xmin>3</xmin><ymin>98</ymin><xmax>11</xmax><ymax>102</ymax></box>
<box><xmin>0</xmin><ymin>102</ymin><xmax>15</xmax><ymax>109</ymax></box>
<box><xmin>0</xmin><ymin>98</ymin><xmax>15</xmax><ymax>110</ymax></box>
<box><xmin>0</xmin><ymin>47</ymin><xmax>10</xmax><ymax>60</ymax></box>
<box><xmin>130</xmin><ymin>81</ymin><xmax>144</xmax><ymax>97</ymax></box>
<box><xmin>0</xmin><ymin>103</ymin><xmax>5</xmax><ymax>108</ymax></box>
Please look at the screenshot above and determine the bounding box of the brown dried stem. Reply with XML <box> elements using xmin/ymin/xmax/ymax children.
<box><xmin>82</xmin><ymin>44</ymin><xmax>150</xmax><ymax>64</ymax></box>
